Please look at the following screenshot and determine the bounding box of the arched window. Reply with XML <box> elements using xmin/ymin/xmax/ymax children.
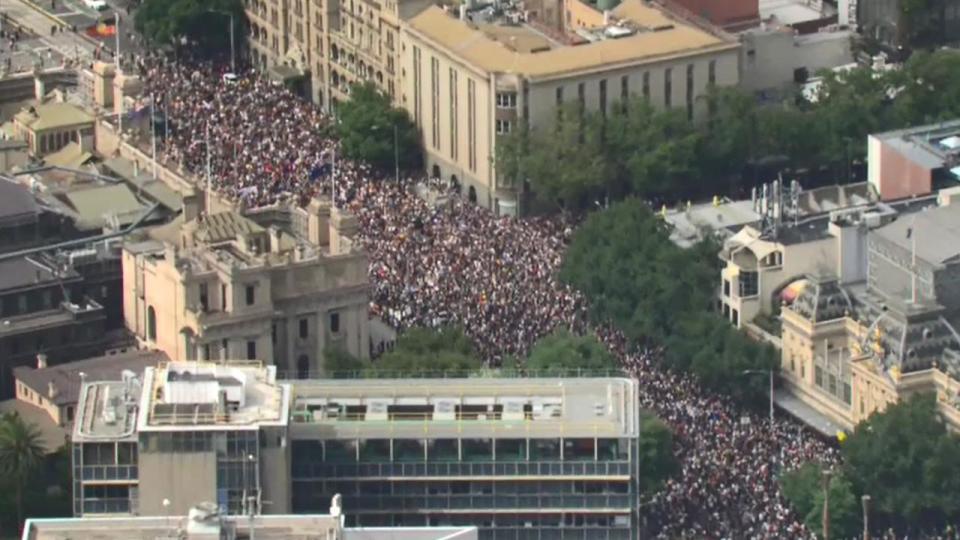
<box><xmin>431</xmin><ymin>164</ymin><xmax>441</xmax><ymax>179</ymax></box>
<box><xmin>468</xmin><ymin>186</ymin><xmax>477</xmax><ymax>204</ymax></box>
<box><xmin>297</xmin><ymin>355</ymin><xmax>310</xmax><ymax>380</ymax></box>
<box><xmin>147</xmin><ymin>306</ymin><xmax>157</xmax><ymax>342</ymax></box>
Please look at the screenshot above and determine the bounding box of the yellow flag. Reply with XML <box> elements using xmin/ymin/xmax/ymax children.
<box><xmin>836</xmin><ymin>431</ymin><xmax>847</xmax><ymax>443</ymax></box>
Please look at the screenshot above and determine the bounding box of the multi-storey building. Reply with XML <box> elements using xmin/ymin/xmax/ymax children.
<box><xmin>325</xmin><ymin>0</ymin><xmax>431</xmax><ymax>109</ymax></box>
<box><xmin>122</xmin><ymin>197</ymin><xmax>370</xmax><ymax>375</ymax></box>
<box><xmin>781</xmin><ymin>198</ymin><xmax>960</xmax><ymax>431</ymax></box>
<box><xmin>840</xmin><ymin>0</ymin><xmax>960</xmax><ymax>49</ymax></box>
<box><xmin>73</xmin><ymin>361</ymin><xmax>641</xmax><ymax>540</ymax></box>
<box><xmin>400</xmin><ymin>0</ymin><xmax>740</xmax><ymax>214</ymax></box>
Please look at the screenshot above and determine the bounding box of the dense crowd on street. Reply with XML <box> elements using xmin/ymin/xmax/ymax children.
<box><xmin>144</xmin><ymin>59</ymin><xmax>840</xmax><ymax>538</ymax></box>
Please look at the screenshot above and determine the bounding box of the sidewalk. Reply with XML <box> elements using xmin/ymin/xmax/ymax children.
<box><xmin>4</xmin><ymin>0</ymin><xmax>99</xmax><ymax>62</ymax></box>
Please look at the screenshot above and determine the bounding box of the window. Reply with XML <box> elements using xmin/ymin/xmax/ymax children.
<box><xmin>686</xmin><ymin>63</ymin><xmax>694</xmax><ymax>121</ymax></box>
<box><xmin>449</xmin><ymin>68</ymin><xmax>458</xmax><ymax>160</ymax></box>
<box><xmin>299</xmin><ymin>318</ymin><xmax>309</xmax><ymax>339</ymax></box>
<box><xmin>722</xmin><ymin>279</ymin><xmax>730</xmax><ymax>297</ymax></box>
<box><xmin>199</xmin><ymin>283</ymin><xmax>208</xmax><ymax>312</ymax></box>
<box><xmin>577</xmin><ymin>82</ymin><xmax>585</xmax><ymax>110</ymax></box>
<box><xmin>496</xmin><ymin>92</ymin><xmax>517</xmax><ymax>108</ymax></box>
<box><xmin>815</xmin><ymin>365</ymin><xmax>823</xmax><ymax>387</ymax></box>
<box><xmin>664</xmin><ymin>68</ymin><xmax>672</xmax><ymax>108</ymax></box>
<box><xmin>430</xmin><ymin>57</ymin><xmax>440</xmax><ymax>149</ymax></box>
<box><xmin>66</xmin><ymin>406</ymin><xmax>74</xmax><ymax>422</ymax></box>
<box><xmin>222</xmin><ymin>339</ymin><xmax>229</xmax><ymax>359</ymax></box>
<box><xmin>495</xmin><ymin>119</ymin><xmax>512</xmax><ymax>134</ymax></box>
<box><xmin>245</xmin><ymin>285</ymin><xmax>255</xmax><ymax>306</ymax></box>
<box><xmin>221</xmin><ymin>284</ymin><xmax>227</xmax><ymax>310</ymax></box>
<box><xmin>599</xmin><ymin>79</ymin><xmax>607</xmax><ymax>116</ymax></box>
<box><xmin>731</xmin><ymin>308</ymin><xmax>739</xmax><ymax>326</ymax></box>
<box><xmin>708</xmin><ymin>60</ymin><xmax>716</xmax><ymax>85</ymax></box>
<box><xmin>247</xmin><ymin>340</ymin><xmax>257</xmax><ymax>360</ymax></box>
<box><xmin>147</xmin><ymin>306</ymin><xmax>157</xmax><ymax>342</ymax></box>
<box><xmin>620</xmin><ymin>75</ymin><xmax>628</xmax><ymax>103</ymax></box>
<box><xmin>467</xmin><ymin>79</ymin><xmax>476</xmax><ymax>172</ymax></box>
<box><xmin>330</xmin><ymin>312</ymin><xmax>341</xmax><ymax>334</ymax></box>
<box><xmin>738</xmin><ymin>271</ymin><xmax>759</xmax><ymax>297</ymax></box>
<box><xmin>642</xmin><ymin>72</ymin><xmax>650</xmax><ymax>100</ymax></box>
<box><xmin>555</xmin><ymin>86</ymin><xmax>564</xmax><ymax>106</ymax></box>
<box><xmin>843</xmin><ymin>383</ymin><xmax>852</xmax><ymax>405</ymax></box>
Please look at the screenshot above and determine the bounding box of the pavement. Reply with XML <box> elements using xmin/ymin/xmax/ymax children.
<box><xmin>1</xmin><ymin>0</ymin><xmax>142</xmax><ymax>67</ymax></box>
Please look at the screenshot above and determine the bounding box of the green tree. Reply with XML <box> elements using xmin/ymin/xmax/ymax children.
<box><xmin>525</xmin><ymin>329</ymin><xmax>619</xmax><ymax>374</ymax></box>
<box><xmin>781</xmin><ymin>462</ymin><xmax>860</xmax><ymax>538</ymax></box>
<box><xmin>323</xmin><ymin>346</ymin><xmax>368</xmax><ymax>377</ymax></box>
<box><xmin>135</xmin><ymin>0</ymin><xmax>245</xmax><ymax>52</ymax></box>
<box><xmin>372</xmin><ymin>326</ymin><xmax>481</xmax><ymax>375</ymax></box>
<box><xmin>561</xmin><ymin>199</ymin><xmax>776</xmax><ymax>403</ymax></box>
<box><xmin>0</xmin><ymin>413</ymin><xmax>46</xmax><ymax>530</ymax></box>
<box><xmin>637</xmin><ymin>412</ymin><xmax>678</xmax><ymax>495</ymax></box>
<box><xmin>842</xmin><ymin>393</ymin><xmax>960</xmax><ymax>532</ymax></box>
<box><xmin>337</xmin><ymin>82</ymin><xmax>421</xmax><ymax>172</ymax></box>
<box><xmin>894</xmin><ymin>50</ymin><xmax>960</xmax><ymax>126</ymax></box>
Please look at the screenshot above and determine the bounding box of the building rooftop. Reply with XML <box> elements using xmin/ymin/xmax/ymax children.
<box><xmin>100</xmin><ymin>156</ymin><xmax>184</xmax><ymax>211</ymax></box>
<box><xmin>138</xmin><ymin>362</ymin><xmax>290</xmax><ymax>432</ymax></box>
<box><xmin>872</xmin><ymin>203</ymin><xmax>960</xmax><ymax>266</ymax></box>
<box><xmin>0</xmin><ymin>399</ymin><xmax>68</xmax><ymax>453</ymax></box>
<box><xmin>21</xmin><ymin>505</ymin><xmax>477</xmax><ymax>540</ymax></box>
<box><xmin>406</xmin><ymin>0</ymin><xmax>737</xmax><ymax>80</ymax></box>
<box><xmin>14</xmin><ymin>350</ymin><xmax>166</xmax><ymax>407</ymax></box>
<box><xmin>759</xmin><ymin>0</ymin><xmax>834</xmax><ymax>26</ymax></box>
<box><xmin>0</xmin><ymin>256</ymin><xmax>76</xmax><ymax>292</ymax></box>
<box><xmin>873</xmin><ymin>119</ymin><xmax>960</xmax><ymax>177</ymax></box>
<box><xmin>14</xmin><ymin>101</ymin><xmax>95</xmax><ymax>131</ymax></box>
<box><xmin>0</xmin><ymin>177</ymin><xmax>38</xmax><ymax>222</ymax></box>
<box><xmin>62</xmin><ymin>184</ymin><xmax>146</xmax><ymax>230</ymax></box>
<box><xmin>74</xmin><ymin>378</ymin><xmax>141</xmax><ymax>442</ymax></box>
<box><xmin>290</xmin><ymin>377</ymin><xmax>639</xmax><ymax>439</ymax></box>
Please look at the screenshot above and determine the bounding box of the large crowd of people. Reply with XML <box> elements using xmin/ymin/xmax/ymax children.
<box><xmin>143</xmin><ymin>58</ymin><xmax>840</xmax><ymax>538</ymax></box>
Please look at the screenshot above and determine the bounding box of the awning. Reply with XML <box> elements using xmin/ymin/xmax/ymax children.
<box><xmin>774</xmin><ymin>389</ymin><xmax>851</xmax><ymax>438</ymax></box>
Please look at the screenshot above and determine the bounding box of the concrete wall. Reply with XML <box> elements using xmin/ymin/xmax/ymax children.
<box><xmin>739</xmin><ymin>28</ymin><xmax>853</xmax><ymax>94</ymax></box>
<box><xmin>867</xmin><ymin>136</ymin><xmax>933</xmax><ymax>201</ymax></box>
<box><xmin>138</xmin><ymin>450</ymin><xmax>217</xmax><ymax>516</ymax></box>
<box><xmin>667</xmin><ymin>0</ymin><xmax>759</xmax><ymax>29</ymax></box>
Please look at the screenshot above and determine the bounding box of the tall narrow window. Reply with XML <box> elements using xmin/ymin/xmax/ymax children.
<box><xmin>620</xmin><ymin>75</ymin><xmax>628</xmax><ymax>103</ymax></box>
<box><xmin>467</xmin><ymin>79</ymin><xmax>476</xmax><ymax>172</ymax></box>
<box><xmin>599</xmin><ymin>79</ymin><xmax>607</xmax><ymax>117</ymax></box>
<box><xmin>449</xmin><ymin>68</ymin><xmax>458</xmax><ymax>160</ymax></box>
<box><xmin>708</xmin><ymin>60</ymin><xmax>716</xmax><ymax>86</ymax></box>
<box><xmin>642</xmin><ymin>72</ymin><xmax>650</xmax><ymax>101</ymax></box>
<box><xmin>664</xmin><ymin>68</ymin><xmax>672</xmax><ymax>108</ymax></box>
<box><xmin>430</xmin><ymin>57</ymin><xmax>440</xmax><ymax>149</ymax></box>
<box><xmin>247</xmin><ymin>340</ymin><xmax>257</xmax><ymax>360</ymax></box>
<box><xmin>686</xmin><ymin>63</ymin><xmax>694</xmax><ymax>121</ymax></box>
<box><xmin>330</xmin><ymin>312</ymin><xmax>341</xmax><ymax>334</ymax></box>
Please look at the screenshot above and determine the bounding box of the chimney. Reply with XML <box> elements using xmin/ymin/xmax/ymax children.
<box><xmin>329</xmin><ymin>206</ymin><xmax>359</xmax><ymax>256</ymax></box>
<box><xmin>307</xmin><ymin>197</ymin><xmax>331</xmax><ymax>247</ymax></box>
<box><xmin>48</xmin><ymin>381</ymin><xmax>58</xmax><ymax>400</ymax></box>
<box><xmin>36</xmin><ymin>353</ymin><xmax>48</xmax><ymax>369</ymax></box>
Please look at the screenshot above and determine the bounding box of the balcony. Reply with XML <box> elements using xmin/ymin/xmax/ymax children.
<box><xmin>338</xmin><ymin>493</ymin><xmax>633</xmax><ymax>511</ymax></box>
<box><xmin>292</xmin><ymin>460</ymin><xmax>633</xmax><ymax>479</ymax></box>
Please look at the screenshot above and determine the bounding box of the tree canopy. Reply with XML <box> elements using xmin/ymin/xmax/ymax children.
<box><xmin>780</xmin><ymin>462</ymin><xmax>860</xmax><ymax>539</ymax></box>
<box><xmin>323</xmin><ymin>327</ymin><xmax>481</xmax><ymax>377</ymax></box>
<box><xmin>524</xmin><ymin>329</ymin><xmax>619</xmax><ymax>374</ymax></box>
<box><xmin>135</xmin><ymin>0</ymin><xmax>245</xmax><ymax>52</ymax></box>
<box><xmin>637</xmin><ymin>412</ymin><xmax>679</xmax><ymax>495</ymax></box>
<box><xmin>499</xmin><ymin>50</ymin><xmax>960</xmax><ymax>211</ymax></box>
<box><xmin>560</xmin><ymin>198</ymin><xmax>776</xmax><ymax>404</ymax></box>
<box><xmin>0</xmin><ymin>413</ymin><xmax>49</xmax><ymax>532</ymax></box>
<box><xmin>841</xmin><ymin>393</ymin><xmax>960</xmax><ymax>533</ymax></box>
<box><xmin>337</xmin><ymin>83</ymin><xmax>422</xmax><ymax>172</ymax></box>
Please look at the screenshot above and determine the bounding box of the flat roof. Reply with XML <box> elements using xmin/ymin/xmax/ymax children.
<box><xmin>0</xmin><ymin>399</ymin><xmax>68</xmax><ymax>453</ymax></box>
<box><xmin>138</xmin><ymin>363</ymin><xmax>290</xmax><ymax>432</ymax></box>
<box><xmin>873</xmin><ymin>203</ymin><xmax>960</xmax><ymax>266</ymax></box>
<box><xmin>0</xmin><ymin>177</ymin><xmax>38</xmax><ymax>221</ymax></box>
<box><xmin>406</xmin><ymin>0</ymin><xmax>737</xmax><ymax>80</ymax></box>
<box><xmin>63</xmin><ymin>184</ymin><xmax>146</xmax><ymax>230</ymax></box>
<box><xmin>0</xmin><ymin>256</ymin><xmax>75</xmax><ymax>292</ymax></box>
<box><xmin>759</xmin><ymin>0</ymin><xmax>831</xmax><ymax>25</ymax></box>
<box><xmin>74</xmin><ymin>380</ymin><xmax>140</xmax><ymax>442</ymax></box>
<box><xmin>666</xmin><ymin>199</ymin><xmax>761</xmax><ymax>248</ymax></box>
<box><xmin>21</xmin><ymin>513</ymin><xmax>478</xmax><ymax>540</ymax></box>
<box><xmin>290</xmin><ymin>377</ymin><xmax>639</xmax><ymax>439</ymax></box>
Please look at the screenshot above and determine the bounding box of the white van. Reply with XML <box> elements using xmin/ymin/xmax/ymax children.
<box><xmin>83</xmin><ymin>0</ymin><xmax>109</xmax><ymax>11</ymax></box>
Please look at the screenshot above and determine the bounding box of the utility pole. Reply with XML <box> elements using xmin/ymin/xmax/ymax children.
<box><xmin>862</xmin><ymin>494</ymin><xmax>871</xmax><ymax>540</ymax></box>
<box><xmin>116</xmin><ymin>12</ymin><xmax>123</xmax><ymax>134</ymax></box>
<box><xmin>768</xmin><ymin>369</ymin><xmax>774</xmax><ymax>425</ymax></box>
<box><xmin>331</xmin><ymin>146</ymin><xmax>337</xmax><ymax>208</ymax></box>
<box><xmin>822</xmin><ymin>469</ymin><xmax>833</xmax><ymax>540</ymax></box>
<box><xmin>205</xmin><ymin>121</ymin><xmax>212</xmax><ymax>214</ymax></box>
<box><xmin>228</xmin><ymin>13</ymin><xmax>236</xmax><ymax>74</ymax></box>
<box><xmin>394</xmin><ymin>123</ymin><xmax>400</xmax><ymax>183</ymax></box>
<box><xmin>150</xmin><ymin>93</ymin><xmax>157</xmax><ymax>178</ymax></box>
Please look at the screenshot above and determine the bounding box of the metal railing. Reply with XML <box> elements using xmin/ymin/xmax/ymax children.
<box><xmin>281</xmin><ymin>368</ymin><xmax>626</xmax><ymax>381</ymax></box>
<box><xmin>337</xmin><ymin>493</ymin><xmax>633</xmax><ymax>511</ymax></box>
<box><xmin>292</xmin><ymin>460</ymin><xmax>633</xmax><ymax>479</ymax></box>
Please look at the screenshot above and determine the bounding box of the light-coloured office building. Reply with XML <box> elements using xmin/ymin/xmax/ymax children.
<box><xmin>122</xmin><ymin>196</ymin><xmax>371</xmax><ymax>375</ymax></box>
<box><xmin>24</xmin><ymin>502</ymin><xmax>477</xmax><ymax>540</ymax></box>
<box><xmin>400</xmin><ymin>0</ymin><xmax>740</xmax><ymax>214</ymax></box>
<box><xmin>72</xmin><ymin>362</ymin><xmax>641</xmax><ymax>540</ymax></box>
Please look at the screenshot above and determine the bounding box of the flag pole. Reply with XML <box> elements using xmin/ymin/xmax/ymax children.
<box><xmin>150</xmin><ymin>94</ymin><xmax>157</xmax><ymax>178</ymax></box>
<box><xmin>911</xmin><ymin>217</ymin><xmax>917</xmax><ymax>304</ymax></box>
<box><xmin>331</xmin><ymin>147</ymin><xmax>337</xmax><ymax>209</ymax></box>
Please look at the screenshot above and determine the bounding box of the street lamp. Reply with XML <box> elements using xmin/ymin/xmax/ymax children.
<box><xmin>742</xmin><ymin>369</ymin><xmax>774</xmax><ymax>424</ymax></box>
<box><xmin>207</xmin><ymin>10</ymin><xmax>236</xmax><ymax>74</ymax></box>
<box><xmin>862</xmin><ymin>494</ymin><xmax>871</xmax><ymax>540</ymax></box>
<box><xmin>822</xmin><ymin>469</ymin><xmax>833</xmax><ymax>540</ymax></box>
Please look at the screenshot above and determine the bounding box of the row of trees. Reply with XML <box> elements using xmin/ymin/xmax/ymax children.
<box><xmin>135</xmin><ymin>0</ymin><xmax>246</xmax><ymax>53</ymax></box>
<box><xmin>498</xmin><ymin>50</ymin><xmax>960</xmax><ymax>211</ymax></box>
<box><xmin>559</xmin><ymin>198</ymin><xmax>777</xmax><ymax>405</ymax></box>
<box><xmin>781</xmin><ymin>395</ymin><xmax>960</xmax><ymax>537</ymax></box>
